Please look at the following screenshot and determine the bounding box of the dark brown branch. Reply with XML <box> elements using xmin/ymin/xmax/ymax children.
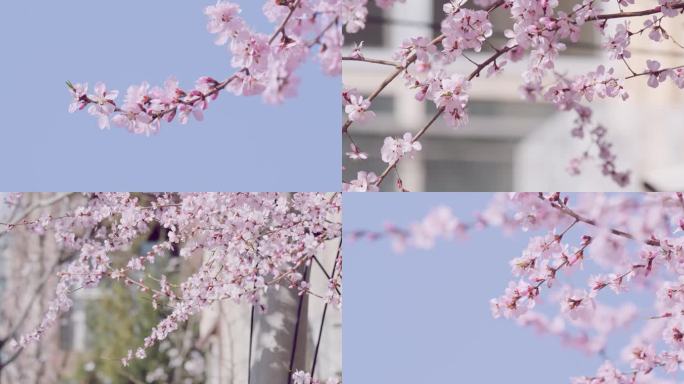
<box><xmin>587</xmin><ymin>3</ymin><xmax>684</xmax><ymax>21</ymax></box>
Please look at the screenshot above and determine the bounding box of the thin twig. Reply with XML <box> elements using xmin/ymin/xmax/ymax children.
<box><xmin>586</xmin><ymin>3</ymin><xmax>684</xmax><ymax>21</ymax></box>
<box><xmin>287</xmin><ymin>265</ymin><xmax>309</xmax><ymax>384</ymax></box>
<box><xmin>539</xmin><ymin>193</ymin><xmax>662</xmax><ymax>247</ymax></box>
<box><xmin>311</xmin><ymin>238</ymin><xmax>342</xmax><ymax>377</ymax></box>
<box><xmin>342</xmin><ymin>56</ymin><xmax>402</xmax><ymax>67</ymax></box>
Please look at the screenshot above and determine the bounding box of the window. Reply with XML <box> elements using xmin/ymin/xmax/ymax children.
<box><xmin>368</xmin><ymin>95</ymin><xmax>394</xmax><ymax>115</ymax></box>
<box><xmin>423</xmin><ymin>137</ymin><xmax>517</xmax><ymax>191</ymax></box>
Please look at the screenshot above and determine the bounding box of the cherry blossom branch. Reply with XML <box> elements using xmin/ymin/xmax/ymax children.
<box><xmin>341</xmin><ymin>56</ymin><xmax>402</xmax><ymax>67</ymax></box>
<box><xmin>1</xmin><ymin>193</ymin><xmax>342</xmax><ymax>372</ymax></box>
<box><xmin>269</xmin><ymin>0</ymin><xmax>302</xmax><ymax>45</ymax></box>
<box><xmin>343</xmin><ymin>0</ymin><xmax>684</xmax><ymax>190</ymax></box>
<box><xmin>373</xmin><ymin>45</ymin><xmax>514</xmax><ymax>188</ymax></box>
<box><xmin>536</xmin><ymin>237</ymin><xmax>591</xmax><ymax>289</ymax></box>
<box><xmin>0</xmin><ymin>193</ymin><xmax>75</xmax><ymax>235</ymax></box>
<box><xmin>0</xmin><ymin>251</ymin><xmax>79</xmax><ymax>371</ymax></box>
<box><xmin>586</xmin><ymin>3</ymin><xmax>684</xmax><ymax>22</ymax></box>
<box><xmin>0</xmin><ymin>254</ymin><xmax>72</xmax><ymax>348</ymax></box>
<box><xmin>307</xmin><ymin>16</ymin><xmax>340</xmax><ymax>48</ymax></box>
<box><xmin>67</xmin><ymin>1</ymin><xmax>342</xmax><ymax>134</ymax></box>
<box><xmin>342</xmin><ymin>0</ymin><xmax>506</xmax><ymax>135</ymax></box>
<box><xmin>625</xmin><ymin>64</ymin><xmax>684</xmax><ymax>80</ymax></box>
<box><xmin>538</xmin><ymin>193</ymin><xmax>662</xmax><ymax>247</ymax></box>
<box><xmin>341</xmin><ymin>33</ymin><xmax>438</xmax><ymax>134</ymax></box>
<box><xmin>576</xmin><ymin>362</ymin><xmax>666</xmax><ymax>383</ymax></box>
<box><xmin>359</xmin><ymin>192</ymin><xmax>684</xmax><ymax>380</ymax></box>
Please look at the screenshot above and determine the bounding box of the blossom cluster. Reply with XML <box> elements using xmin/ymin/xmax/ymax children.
<box><xmin>380</xmin><ymin>132</ymin><xmax>422</xmax><ymax>164</ymax></box>
<box><xmin>343</xmin><ymin>0</ymin><xmax>684</xmax><ymax>190</ymax></box>
<box><xmin>3</xmin><ymin>192</ymin><xmax>342</xmax><ymax>369</ymax></box>
<box><xmin>343</xmin><ymin>171</ymin><xmax>380</xmax><ymax>192</ymax></box>
<box><xmin>441</xmin><ymin>7</ymin><xmax>493</xmax><ymax>61</ymax></box>
<box><xmin>343</xmin><ymin>88</ymin><xmax>376</xmax><ymax>123</ymax></box>
<box><xmin>68</xmin><ymin>0</ymin><xmax>343</xmax><ymax>135</ymax></box>
<box><xmin>359</xmin><ymin>192</ymin><xmax>684</xmax><ymax>382</ymax></box>
<box><xmin>430</xmin><ymin>73</ymin><xmax>472</xmax><ymax>128</ymax></box>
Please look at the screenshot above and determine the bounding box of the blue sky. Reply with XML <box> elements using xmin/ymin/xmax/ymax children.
<box><xmin>0</xmin><ymin>1</ymin><xmax>339</xmax><ymax>191</ymax></box>
<box><xmin>343</xmin><ymin>193</ymin><xmax>655</xmax><ymax>383</ymax></box>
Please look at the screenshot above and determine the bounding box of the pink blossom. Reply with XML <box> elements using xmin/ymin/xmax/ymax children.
<box><xmin>659</xmin><ymin>0</ymin><xmax>682</xmax><ymax>17</ymax></box>
<box><xmin>441</xmin><ymin>8</ymin><xmax>492</xmax><ymax>60</ymax></box>
<box><xmin>344</xmin><ymin>94</ymin><xmax>375</xmax><ymax>123</ymax></box>
<box><xmin>346</xmin><ymin>143</ymin><xmax>368</xmax><ymax>160</ymax></box>
<box><xmin>343</xmin><ymin>171</ymin><xmax>380</xmax><ymax>192</ymax></box>
<box><xmin>644</xmin><ymin>16</ymin><xmax>665</xmax><ymax>42</ymax></box>
<box><xmin>230</xmin><ymin>32</ymin><xmax>271</xmax><ymax>72</ymax></box>
<box><xmin>646</xmin><ymin>60</ymin><xmax>669</xmax><ymax>88</ymax></box>
<box><xmin>87</xmin><ymin>82</ymin><xmax>118</xmax><ymax>129</ymax></box>
<box><xmin>380</xmin><ymin>132</ymin><xmax>422</xmax><ymax>164</ymax></box>
<box><xmin>605</xmin><ymin>22</ymin><xmax>631</xmax><ymax>60</ymax></box>
<box><xmin>204</xmin><ymin>1</ymin><xmax>244</xmax><ymax>46</ymax></box>
<box><xmin>394</xmin><ymin>37</ymin><xmax>436</xmax><ymax>68</ymax></box>
<box><xmin>67</xmin><ymin>82</ymin><xmax>88</xmax><ymax>113</ymax></box>
<box><xmin>351</xmin><ymin>41</ymin><xmax>364</xmax><ymax>59</ymax></box>
<box><xmin>431</xmin><ymin>74</ymin><xmax>471</xmax><ymax>128</ymax></box>
<box><xmin>560</xmin><ymin>289</ymin><xmax>596</xmax><ymax>322</ymax></box>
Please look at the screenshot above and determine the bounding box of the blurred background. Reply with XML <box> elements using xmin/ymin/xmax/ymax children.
<box><xmin>343</xmin><ymin>0</ymin><xmax>684</xmax><ymax>191</ymax></box>
<box><xmin>0</xmin><ymin>193</ymin><xmax>341</xmax><ymax>384</ymax></box>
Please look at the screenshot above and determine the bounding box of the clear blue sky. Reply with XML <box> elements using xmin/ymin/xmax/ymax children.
<box><xmin>0</xmin><ymin>1</ymin><xmax>339</xmax><ymax>191</ymax></box>
<box><xmin>343</xmin><ymin>193</ymin><xmax>649</xmax><ymax>383</ymax></box>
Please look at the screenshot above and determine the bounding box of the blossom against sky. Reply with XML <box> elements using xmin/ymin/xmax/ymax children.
<box><xmin>344</xmin><ymin>192</ymin><xmax>683</xmax><ymax>383</ymax></box>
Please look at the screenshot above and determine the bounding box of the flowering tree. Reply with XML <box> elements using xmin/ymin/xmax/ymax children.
<box><xmin>0</xmin><ymin>193</ymin><xmax>342</xmax><ymax>384</ymax></box>
<box><xmin>342</xmin><ymin>0</ymin><xmax>684</xmax><ymax>191</ymax></box>
<box><xmin>352</xmin><ymin>192</ymin><xmax>684</xmax><ymax>382</ymax></box>
<box><xmin>66</xmin><ymin>1</ymin><xmax>342</xmax><ymax>135</ymax></box>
